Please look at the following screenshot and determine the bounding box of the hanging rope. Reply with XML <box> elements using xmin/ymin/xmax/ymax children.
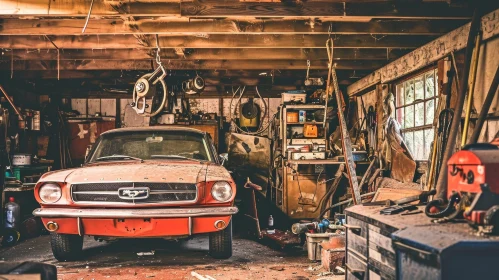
<box><xmin>82</xmin><ymin>0</ymin><xmax>95</xmax><ymax>33</ymax></box>
<box><xmin>155</xmin><ymin>34</ymin><xmax>162</xmax><ymax>66</ymax></box>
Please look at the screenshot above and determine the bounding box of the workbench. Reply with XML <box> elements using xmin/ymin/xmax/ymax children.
<box><xmin>345</xmin><ymin>204</ymin><xmax>499</xmax><ymax>280</ymax></box>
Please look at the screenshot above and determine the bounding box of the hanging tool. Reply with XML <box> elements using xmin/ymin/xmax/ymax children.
<box><xmin>326</xmin><ymin>38</ymin><xmax>361</xmax><ymax>205</ymax></box>
<box><xmin>367</xmin><ymin>106</ymin><xmax>376</xmax><ymax>157</ymax></box>
<box><xmin>131</xmin><ymin>35</ymin><xmax>167</xmax><ymax>117</ymax></box>
<box><xmin>0</xmin><ymin>85</ymin><xmax>23</xmax><ymax>120</ymax></box>
<box><xmin>304</xmin><ymin>60</ymin><xmax>324</xmax><ymax>86</ymax></box>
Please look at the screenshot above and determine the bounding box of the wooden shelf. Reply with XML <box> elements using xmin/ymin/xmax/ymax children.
<box><xmin>286</xmin><ymin>122</ymin><xmax>323</xmax><ymax>125</ymax></box>
<box><xmin>284</xmin><ymin>104</ymin><xmax>325</xmax><ymax>109</ymax></box>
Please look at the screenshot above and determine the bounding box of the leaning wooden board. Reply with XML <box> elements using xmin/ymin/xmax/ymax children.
<box><xmin>344</xmin><ymin>204</ymin><xmax>434</xmax><ymax>280</ymax></box>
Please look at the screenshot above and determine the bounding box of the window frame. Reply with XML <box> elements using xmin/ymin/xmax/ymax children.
<box><xmin>394</xmin><ymin>68</ymin><xmax>438</xmax><ymax>161</ymax></box>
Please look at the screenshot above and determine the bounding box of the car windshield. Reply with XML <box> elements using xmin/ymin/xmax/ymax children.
<box><xmin>87</xmin><ymin>130</ymin><xmax>213</xmax><ymax>163</ymax></box>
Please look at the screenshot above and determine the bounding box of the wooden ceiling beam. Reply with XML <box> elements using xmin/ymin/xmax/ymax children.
<box><xmin>0</xmin><ymin>59</ymin><xmax>385</xmax><ymax>71</ymax></box>
<box><xmin>0</xmin><ymin>34</ymin><xmax>436</xmax><ymax>49</ymax></box>
<box><xmin>0</xmin><ymin>1</ymin><xmax>474</xmax><ymax>19</ymax></box>
<box><xmin>0</xmin><ymin>18</ymin><xmax>466</xmax><ymax>35</ymax></box>
<box><xmin>0</xmin><ymin>48</ymin><xmax>409</xmax><ymax>61</ymax></box>
<box><xmin>1</xmin><ymin>69</ymin><xmax>369</xmax><ymax>80</ymax></box>
<box><xmin>180</xmin><ymin>1</ymin><xmax>473</xmax><ymax>19</ymax></box>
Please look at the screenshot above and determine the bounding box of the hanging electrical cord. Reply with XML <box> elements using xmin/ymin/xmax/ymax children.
<box><xmin>229</xmin><ymin>86</ymin><xmax>272</xmax><ymax>135</ymax></box>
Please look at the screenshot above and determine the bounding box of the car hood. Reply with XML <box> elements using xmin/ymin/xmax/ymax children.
<box><xmin>38</xmin><ymin>161</ymin><xmax>231</xmax><ymax>184</ymax></box>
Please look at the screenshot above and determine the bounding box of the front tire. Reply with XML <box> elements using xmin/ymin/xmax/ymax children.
<box><xmin>50</xmin><ymin>233</ymin><xmax>83</xmax><ymax>261</ymax></box>
<box><xmin>209</xmin><ymin>221</ymin><xmax>232</xmax><ymax>259</ymax></box>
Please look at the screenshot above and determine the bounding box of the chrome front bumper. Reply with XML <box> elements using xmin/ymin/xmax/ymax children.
<box><xmin>33</xmin><ymin>206</ymin><xmax>238</xmax><ymax>219</ymax></box>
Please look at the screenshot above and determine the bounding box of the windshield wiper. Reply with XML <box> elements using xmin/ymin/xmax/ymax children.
<box><xmin>150</xmin><ymin>155</ymin><xmax>198</xmax><ymax>161</ymax></box>
<box><xmin>95</xmin><ymin>155</ymin><xmax>143</xmax><ymax>162</ymax></box>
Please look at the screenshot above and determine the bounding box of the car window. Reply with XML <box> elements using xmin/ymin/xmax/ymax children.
<box><xmin>88</xmin><ymin>131</ymin><xmax>212</xmax><ymax>163</ymax></box>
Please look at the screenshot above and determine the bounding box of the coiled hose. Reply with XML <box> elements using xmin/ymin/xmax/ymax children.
<box><xmin>425</xmin><ymin>192</ymin><xmax>460</xmax><ymax>218</ymax></box>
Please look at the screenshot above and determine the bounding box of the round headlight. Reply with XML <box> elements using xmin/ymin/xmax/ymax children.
<box><xmin>211</xmin><ymin>181</ymin><xmax>232</xmax><ymax>202</ymax></box>
<box><xmin>39</xmin><ymin>183</ymin><xmax>62</xmax><ymax>203</ymax></box>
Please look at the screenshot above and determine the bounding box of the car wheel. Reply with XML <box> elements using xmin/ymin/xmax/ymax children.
<box><xmin>209</xmin><ymin>221</ymin><xmax>232</xmax><ymax>259</ymax></box>
<box><xmin>50</xmin><ymin>233</ymin><xmax>84</xmax><ymax>261</ymax></box>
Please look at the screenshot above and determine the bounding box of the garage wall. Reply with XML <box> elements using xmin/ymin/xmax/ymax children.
<box><xmin>71</xmin><ymin>97</ymin><xmax>281</xmax><ymax>132</ymax></box>
<box><xmin>472</xmin><ymin>36</ymin><xmax>499</xmax><ymax>142</ymax></box>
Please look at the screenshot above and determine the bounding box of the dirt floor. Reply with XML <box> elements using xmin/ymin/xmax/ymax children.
<box><xmin>0</xmin><ymin>234</ymin><xmax>343</xmax><ymax>280</ymax></box>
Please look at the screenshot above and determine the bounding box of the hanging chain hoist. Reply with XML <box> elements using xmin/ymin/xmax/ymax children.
<box><xmin>131</xmin><ymin>35</ymin><xmax>168</xmax><ymax>117</ymax></box>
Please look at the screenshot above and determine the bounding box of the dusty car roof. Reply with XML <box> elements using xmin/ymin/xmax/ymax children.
<box><xmin>101</xmin><ymin>126</ymin><xmax>206</xmax><ymax>136</ymax></box>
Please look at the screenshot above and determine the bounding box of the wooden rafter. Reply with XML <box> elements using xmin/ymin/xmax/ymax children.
<box><xmin>0</xmin><ymin>1</ymin><xmax>475</xmax><ymax>19</ymax></box>
<box><xmin>0</xmin><ymin>59</ymin><xmax>385</xmax><ymax>71</ymax></box>
<box><xmin>0</xmin><ymin>48</ymin><xmax>409</xmax><ymax>61</ymax></box>
<box><xmin>0</xmin><ymin>34</ymin><xmax>437</xmax><ymax>49</ymax></box>
<box><xmin>0</xmin><ymin>18</ymin><xmax>467</xmax><ymax>35</ymax></box>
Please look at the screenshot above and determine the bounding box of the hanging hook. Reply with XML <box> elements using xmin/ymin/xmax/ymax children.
<box><xmin>306</xmin><ymin>60</ymin><xmax>310</xmax><ymax>79</ymax></box>
<box><xmin>155</xmin><ymin>34</ymin><xmax>162</xmax><ymax>65</ymax></box>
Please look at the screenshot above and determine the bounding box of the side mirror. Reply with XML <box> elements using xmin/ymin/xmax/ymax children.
<box><xmin>219</xmin><ymin>153</ymin><xmax>228</xmax><ymax>165</ymax></box>
<box><xmin>84</xmin><ymin>145</ymin><xmax>92</xmax><ymax>161</ymax></box>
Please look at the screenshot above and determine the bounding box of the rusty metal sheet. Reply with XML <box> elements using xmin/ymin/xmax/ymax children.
<box><xmin>228</xmin><ymin>133</ymin><xmax>271</xmax><ymax>194</ymax></box>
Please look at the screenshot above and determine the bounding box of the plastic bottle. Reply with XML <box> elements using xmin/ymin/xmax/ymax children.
<box><xmin>268</xmin><ymin>215</ymin><xmax>274</xmax><ymax>229</ymax></box>
<box><xmin>4</xmin><ymin>197</ymin><xmax>20</xmax><ymax>229</ymax></box>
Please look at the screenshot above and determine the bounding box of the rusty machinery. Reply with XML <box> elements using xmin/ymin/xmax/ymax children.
<box><xmin>426</xmin><ymin>142</ymin><xmax>499</xmax><ymax>234</ymax></box>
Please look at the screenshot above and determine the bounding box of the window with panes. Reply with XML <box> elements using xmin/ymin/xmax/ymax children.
<box><xmin>395</xmin><ymin>69</ymin><xmax>438</xmax><ymax>161</ymax></box>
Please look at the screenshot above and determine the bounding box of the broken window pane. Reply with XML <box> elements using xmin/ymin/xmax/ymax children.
<box><xmin>396</xmin><ymin>84</ymin><xmax>404</xmax><ymax>107</ymax></box>
<box><xmin>415</xmin><ymin>102</ymin><xmax>424</xmax><ymax>127</ymax></box>
<box><xmin>396</xmin><ymin>108</ymin><xmax>405</xmax><ymax>128</ymax></box>
<box><xmin>415</xmin><ymin>75</ymin><xmax>424</xmax><ymax>100</ymax></box>
<box><xmin>405</xmin><ymin>105</ymin><xmax>414</xmax><ymax>128</ymax></box>
<box><xmin>424</xmin><ymin>129</ymin><xmax>435</xmax><ymax>160</ymax></box>
<box><xmin>426</xmin><ymin>72</ymin><xmax>435</xmax><ymax>98</ymax></box>
<box><xmin>405</xmin><ymin>80</ymin><xmax>414</xmax><ymax>104</ymax></box>
<box><xmin>426</xmin><ymin>99</ymin><xmax>435</xmax><ymax>125</ymax></box>
<box><xmin>414</xmin><ymin>130</ymin><xmax>424</xmax><ymax>160</ymax></box>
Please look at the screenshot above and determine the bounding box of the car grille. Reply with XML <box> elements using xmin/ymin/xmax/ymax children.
<box><xmin>71</xmin><ymin>182</ymin><xmax>197</xmax><ymax>204</ymax></box>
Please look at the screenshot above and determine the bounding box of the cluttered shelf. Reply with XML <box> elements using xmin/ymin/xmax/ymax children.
<box><xmin>4</xmin><ymin>184</ymin><xmax>36</xmax><ymax>192</ymax></box>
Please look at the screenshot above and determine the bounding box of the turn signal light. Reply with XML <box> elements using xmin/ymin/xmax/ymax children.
<box><xmin>214</xmin><ymin>220</ymin><xmax>226</xmax><ymax>230</ymax></box>
<box><xmin>46</xmin><ymin>221</ymin><xmax>59</xmax><ymax>232</ymax></box>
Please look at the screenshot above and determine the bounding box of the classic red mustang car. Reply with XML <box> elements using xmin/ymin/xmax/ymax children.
<box><xmin>33</xmin><ymin>127</ymin><xmax>237</xmax><ymax>261</ymax></box>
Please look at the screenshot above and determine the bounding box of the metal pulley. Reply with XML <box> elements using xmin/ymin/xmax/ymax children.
<box><xmin>131</xmin><ymin>65</ymin><xmax>168</xmax><ymax>117</ymax></box>
<box><xmin>182</xmin><ymin>75</ymin><xmax>205</xmax><ymax>95</ymax></box>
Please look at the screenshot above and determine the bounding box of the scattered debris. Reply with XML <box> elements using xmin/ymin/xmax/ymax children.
<box><xmin>306</xmin><ymin>265</ymin><xmax>322</xmax><ymax>272</ymax></box>
<box><xmin>269</xmin><ymin>266</ymin><xmax>285</xmax><ymax>271</ymax></box>
<box><xmin>334</xmin><ymin>266</ymin><xmax>345</xmax><ymax>275</ymax></box>
<box><xmin>191</xmin><ymin>271</ymin><xmax>216</xmax><ymax>280</ymax></box>
<box><xmin>317</xmin><ymin>271</ymin><xmax>333</xmax><ymax>277</ymax></box>
<box><xmin>137</xmin><ymin>250</ymin><xmax>155</xmax><ymax>256</ymax></box>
